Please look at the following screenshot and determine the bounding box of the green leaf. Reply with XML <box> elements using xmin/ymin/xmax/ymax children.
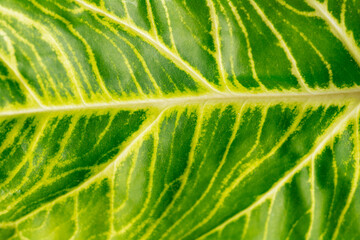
<box><xmin>0</xmin><ymin>0</ymin><xmax>359</xmax><ymax>239</ymax></box>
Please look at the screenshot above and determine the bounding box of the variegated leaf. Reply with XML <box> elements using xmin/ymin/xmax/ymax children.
<box><xmin>0</xmin><ymin>0</ymin><xmax>359</xmax><ymax>239</ymax></box>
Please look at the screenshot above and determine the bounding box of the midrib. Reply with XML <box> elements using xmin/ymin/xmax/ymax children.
<box><xmin>0</xmin><ymin>88</ymin><xmax>359</xmax><ymax>118</ymax></box>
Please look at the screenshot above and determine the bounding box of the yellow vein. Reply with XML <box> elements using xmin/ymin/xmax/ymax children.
<box><xmin>332</xmin><ymin>107</ymin><xmax>360</xmax><ymax>240</ymax></box>
<box><xmin>207</xmin><ymin>0</ymin><xmax>230</xmax><ymax>91</ymax></box>
<box><xmin>99</xmin><ymin>0</ymin><xmax>105</xmax><ymax>8</ymax></box>
<box><xmin>114</xmin><ymin>150</ymin><xmax>138</xmax><ymax>212</ymax></box>
<box><xmin>43</xmin><ymin>21</ymin><xmax>92</xmax><ymax>102</ymax></box>
<box><xmin>159</xmin><ymin>103</ymin><xmax>245</xmax><ymax>240</ymax></box>
<box><xmin>182</xmin><ymin>105</ymin><xmax>305</xmax><ymax>239</ymax></box>
<box><xmin>263</xmin><ymin>197</ymin><xmax>275</xmax><ymax>240</ymax></box>
<box><xmin>4</xmin><ymin>109</ymin><xmax>164</xmax><ymax>227</ymax></box>
<box><xmin>29</xmin><ymin>0</ymin><xmax>114</xmax><ymax>101</ymax></box>
<box><xmin>216</xmin><ymin>0</ymin><xmax>247</xmax><ymax>91</ymax></box>
<box><xmin>0</xmin><ymin>32</ymin><xmax>44</xmax><ymax>107</ymax></box>
<box><xmin>140</xmin><ymin>106</ymin><xmax>205</xmax><ymax>240</ymax></box>
<box><xmin>240</xmin><ymin>214</ymin><xmax>250</xmax><ymax>240</ymax></box>
<box><xmin>0</xmin><ymin>23</ymin><xmax>57</xmax><ymax>102</ymax></box>
<box><xmin>306</xmin><ymin>0</ymin><xmax>360</xmax><ymax>67</ymax></box>
<box><xmin>14</xmin><ymin>209</ymin><xmax>49</xmax><ymax>232</ymax></box>
<box><xmin>118</xmin><ymin>129</ymin><xmax>159</xmax><ymax>234</ymax></box>
<box><xmin>160</xmin><ymin>0</ymin><xmax>179</xmax><ymax>53</ymax></box>
<box><xmin>283</xmin><ymin>20</ymin><xmax>335</xmax><ymax>88</ymax></box>
<box><xmin>306</xmin><ymin>156</ymin><xmax>316</xmax><ymax>240</ymax></box>
<box><xmin>45</xmin><ymin>115</ymin><xmax>80</xmax><ymax>179</ymax></box>
<box><xmin>109</xmin><ymin>164</ymin><xmax>116</xmax><ymax>238</ymax></box>
<box><xmin>191</xmin><ymin>105</ymin><xmax>225</xmax><ymax>187</ymax></box>
<box><xmin>340</xmin><ymin>0</ymin><xmax>347</xmax><ymax>27</ymax></box>
<box><xmin>229</xmin><ymin>58</ymin><xmax>247</xmax><ymax>90</ymax></box>
<box><xmin>227</xmin><ymin>1</ymin><xmax>267</xmax><ymax>91</ymax></box>
<box><xmin>120</xmin><ymin>0</ymin><xmax>131</xmax><ymax>21</ymax></box>
<box><xmin>0</xmin><ymin>5</ymin><xmax>87</xmax><ymax>104</ymax></box>
<box><xmin>223</xmin><ymin>103</ymin><xmax>268</xmax><ymax>181</ymax></box>
<box><xmin>18</xmin><ymin>231</ymin><xmax>30</xmax><ymax>240</ymax></box>
<box><xmin>129</xmin><ymin>178</ymin><xmax>182</xmax><ymax>238</ymax></box>
<box><xmin>93</xmin><ymin>112</ymin><xmax>116</xmax><ymax>148</ymax></box>
<box><xmin>94</xmin><ymin>15</ymin><xmax>164</xmax><ymax>96</ymax></box>
<box><xmin>320</xmin><ymin>140</ymin><xmax>338</xmax><ymax>239</ymax></box>
<box><xmin>0</xmin><ymin>89</ymin><xmax>360</xmax><ymax>118</ymax></box>
<box><xmin>285</xmin><ymin>214</ymin><xmax>307</xmax><ymax>240</ymax></box>
<box><xmin>16</xmin><ymin>47</ymin><xmax>57</xmax><ymax>102</ymax></box>
<box><xmin>164</xmin><ymin>110</ymin><xmax>183</xmax><ymax>182</ymax></box>
<box><xmin>194</xmin><ymin>103</ymin><xmax>359</xmax><ymax>239</ymax></box>
<box><xmin>69</xmin><ymin>194</ymin><xmax>79</xmax><ymax>240</ymax></box>
<box><xmin>42</xmin><ymin>209</ymin><xmax>77</xmax><ymax>238</ymax></box>
<box><xmin>53</xmin><ymin>2</ymin><xmax>84</xmax><ymax>15</ymax></box>
<box><xmin>46</xmin><ymin>166</ymin><xmax>93</xmax><ymax>183</ymax></box>
<box><xmin>8</xmin><ymin>231</ymin><xmax>19</xmax><ymax>240</ymax></box>
<box><xmin>146</xmin><ymin>0</ymin><xmax>159</xmax><ymax>40</ymax></box>
<box><xmin>181</xmin><ymin>0</ymin><xmax>209</xmax><ymax>31</ymax></box>
<box><xmin>44</xmin><ymin>36</ymin><xmax>87</xmax><ymax>105</ymax></box>
<box><xmin>83</xmin><ymin>20</ymin><xmax>148</xmax><ymax>96</ymax></box>
<box><xmin>175</xmin><ymin>10</ymin><xmax>215</xmax><ymax>56</ymax></box>
<box><xmin>0</xmin><ymin>117</ymin><xmax>48</xmax><ymax>203</ymax></box>
<box><xmin>221</xmin><ymin>105</ymin><xmax>302</xmax><ymax>192</ymax></box>
<box><xmin>177</xmin><ymin>1</ymin><xmax>218</xmax><ymax>55</ymax></box>
<box><xmin>249</xmin><ymin>0</ymin><xmax>311</xmax><ymax>92</ymax></box>
<box><xmin>275</xmin><ymin>0</ymin><xmax>317</xmax><ymax>17</ymax></box>
<box><xmin>0</xmin><ymin>118</ymin><xmax>26</xmax><ymax>155</ymax></box>
<box><xmin>0</xmin><ymin>118</ymin><xmax>57</xmax><ymax>208</ymax></box>
<box><xmin>157</xmin><ymin>62</ymin><xmax>181</xmax><ymax>94</ymax></box>
<box><xmin>74</xmin><ymin>0</ymin><xmax>222</xmax><ymax>94</ymax></box>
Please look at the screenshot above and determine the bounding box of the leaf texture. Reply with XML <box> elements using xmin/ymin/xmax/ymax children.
<box><xmin>0</xmin><ymin>0</ymin><xmax>359</xmax><ymax>239</ymax></box>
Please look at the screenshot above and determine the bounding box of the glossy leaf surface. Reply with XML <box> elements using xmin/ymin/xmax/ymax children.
<box><xmin>0</xmin><ymin>0</ymin><xmax>359</xmax><ymax>239</ymax></box>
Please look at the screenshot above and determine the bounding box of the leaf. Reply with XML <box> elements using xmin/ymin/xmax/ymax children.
<box><xmin>0</xmin><ymin>0</ymin><xmax>359</xmax><ymax>239</ymax></box>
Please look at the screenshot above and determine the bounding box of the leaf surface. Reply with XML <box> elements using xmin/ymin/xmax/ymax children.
<box><xmin>0</xmin><ymin>0</ymin><xmax>359</xmax><ymax>239</ymax></box>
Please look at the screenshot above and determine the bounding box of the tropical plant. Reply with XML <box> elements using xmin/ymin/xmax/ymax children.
<box><xmin>0</xmin><ymin>0</ymin><xmax>359</xmax><ymax>239</ymax></box>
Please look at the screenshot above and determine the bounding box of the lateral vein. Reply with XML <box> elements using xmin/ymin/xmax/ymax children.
<box><xmin>306</xmin><ymin>0</ymin><xmax>360</xmax><ymax>67</ymax></box>
<box><xmin>196</xmin><ymin>103</ymin><xmax>359</xmax><ymax>239</ymax></box>
<box><xmin>74</xmin><ymin>0</ymin><xmax>221</xmax><ymax>94</ymax></box>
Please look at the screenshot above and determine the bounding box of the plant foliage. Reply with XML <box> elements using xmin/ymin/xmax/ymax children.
<box><xmin>0</xmin><ymin>0</ymin><xmax>359</xmax><ymax>239</ymax></box>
